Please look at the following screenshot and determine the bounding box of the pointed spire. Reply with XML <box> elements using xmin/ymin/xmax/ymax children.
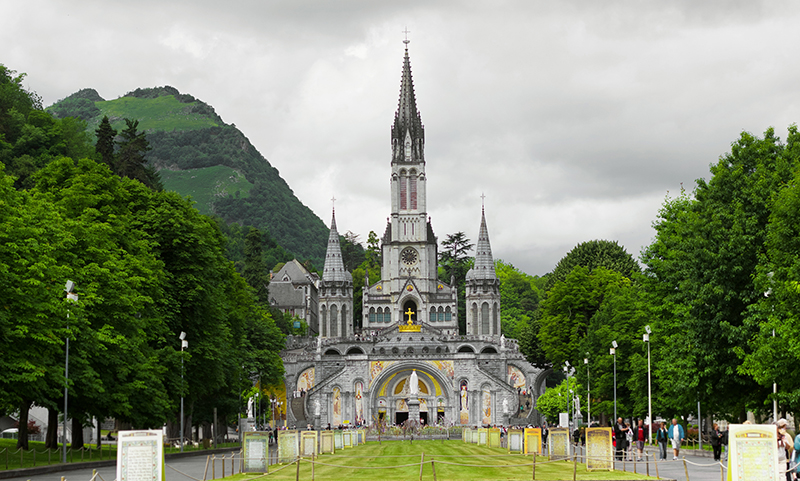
<box><xmin>322</xmin><ymin>208</ymin><xmax>350</xmax><ymax>282</ymax></box>
<box><xmin>467</xmin><ymin>205</ymin><xmax>497</xmax><ymax>281</ymax></box>
<box><xmin>392</xmin><ymin>44</ymin><xmax>425</xmax><ymax>163</ymax></box>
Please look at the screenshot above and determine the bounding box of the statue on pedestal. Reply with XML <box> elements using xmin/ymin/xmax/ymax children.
<box><xmin>247</xmin><ymin>397</ymin><xmax>254</xmax><ymax>418</ymax></box>
<box><xmin>503</xmin><ymin>398</ymin><xmax>509</xmax><ymax>414</ymax></box>
<box><xmin>315</xmin><ymin>399</ymin><xmax>321</xmax><ymax>416</ymax></box>
<box><xmin>500</xmin><ymin>334</ymin><xmax>506</xmax><ymax>349</ymax></box>
<box><xmin>409</xmin><ymin>370</ymin><xmax>419</xmax><ymax>395</ymax></box>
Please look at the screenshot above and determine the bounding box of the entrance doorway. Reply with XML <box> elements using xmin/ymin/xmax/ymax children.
<box><xmin>437</xmin><ymin>410</ymin><xmax>445</xmax><ymax>424</ymax></box>
<box><xmin>395</xmin><ymin>412</ymin><xmax>409</xmax><ymax>424</ymax></box>
<box><xmin>420</xmin><ymin>412</ymin><xmax>428</xmax><ymax>425</ymax></box>
<box><xmin>378</xmin><ymin>411</ymin><xmax>385</xmax><ymax>421</ymax></box>
<box><xmin>402</xmin><ymin>300</ymin><xmax>417</xmax><ymax>323</ymax></box>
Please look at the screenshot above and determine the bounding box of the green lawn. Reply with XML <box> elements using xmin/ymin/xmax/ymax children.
<box><xmin>93</xmin><ymin>96</ymin><xmax>221</xmax><ymax>132</ymax></box>
<box><xmin>230</xmin><ymin>440</ymin><xmax>654</xmax><ymax>481</ymax></box>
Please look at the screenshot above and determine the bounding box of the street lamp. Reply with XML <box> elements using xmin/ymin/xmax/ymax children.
<box><xmin>611</xmin><ymin>341</ymin><xmax>618</xmax><ymax>421</ymax></box>
<box><xmin>563</xmin><ymin>361</ymin><xmax>571</xmax><ymax>429</ymax></box>
<box><xmin>64</xmin><ymin>281</ymin><xmax>78</xmax><ymax>463</ymax></box>
<box><xmin>179</xmin><ymin>332</ymin><xmax>188</xmax><ymax>452</ymax></box>
<box><xmin>764</xmin><ymin>274</ymin><xmax>778</xmax><ymax>422</ymax></box>
<box><xmin>584</xmin><ymin>355</ymin><xmax>590</xmax><ymax>427</ymax></box>
<box><xmin>644</xmin><ymin>326</ymin><xmax>652</xmax><ymax>444</ymax></box>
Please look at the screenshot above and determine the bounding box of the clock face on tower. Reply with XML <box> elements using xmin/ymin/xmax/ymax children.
<box><xmin>400</xmin><ymin>247</ymin><xmax>418</xmax><ymax>266</ymax></box>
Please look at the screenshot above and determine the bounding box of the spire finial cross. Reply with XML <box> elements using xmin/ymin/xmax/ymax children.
<box><xmin>331</xmin><ymin>195</ymin><xmax>336</xmax><ymax>212</ymax></box>
<box><xmin>480</xmin><ymin>192</ymin><xmax>486</xmax><ymax>209</ymax></box>
<box><xmin>403</xmin><ymin>27</ymin><xmax>411</xmax><ymax>45</ymax></box>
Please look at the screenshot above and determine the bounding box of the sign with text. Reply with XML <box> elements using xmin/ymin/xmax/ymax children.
<box><xmin>727</xmin><ymin>424</ymin><xmax>781</xmax><ymax>481</ymax></box>
<box><xmin>549</xmin><ymin>428</ymin><xmax>570</xmax><ymax>460</ymax></box>
<box><xmin>117</xmin><ymin>430</ymin><xmax>164</xmax><ymax>481</ymax></box>
<box><xmin>242</xmin><ymin>431</ymin><xmax>270</xmax><ymax>472</ymax></box>
<box><xmin>586</xmin><ymin>427</ymin><xmax>613</xmax><ymax>471</ymax></box>
<box><xmin>524</xmin><ymin>428</ymin><xmax>541</xmax><ymax>455</ymax></box>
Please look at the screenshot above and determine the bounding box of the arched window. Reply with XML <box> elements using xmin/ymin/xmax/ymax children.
<box><xmin>438</xmin><ymin>306</ymin><xmax>444</xmax><ymax>322</ymax></box>
<box><xmin>330</xmin><ymin>304</ymin><xmax>338</xmax><ymax>337</ymax></box>
<box><xmin>321</xmin><ymin>305</ymin><xmax>327</xmax><ymax>337</ymax></box>
<box><xmin>409</xmin><ymin>175</ymin><xmax>417</xmax><ymax>210</ymax></box>
<box><xmin>369</xmin><ymin>307</ymin><xmax>376</xmax><ymax>324</ymax></box>
<box><xmin>445</xmin><ymin>306</ymin><xmax>452</xmax><ymax>322</ymax></box>
<box><xmin>481</xmin><ymin>302</ymin><xmax>490</xmax><ymax>335</ymax></box>
<box><xmin>399</xmin><ymin>175</ymin><xmax>407</xmax><ymax>210</ymax></box>
<box><xmin>471</xmin><ymin>303</ymin><xmax>478</xmax><ymax>334</ymax></box>
<box><xmin>493</xmin><ymin>303</ymin><xmax>499</xmax><ymax>335</ymax></box>
<box><xmin>430</xmin><ymin>307</ymin><xmax>436</xmax><ymax>322</ymax></box>
<box><xmin>341</xmin><ymin>304</ymin><xmax>348</xmax><ymax>337</ymax></box>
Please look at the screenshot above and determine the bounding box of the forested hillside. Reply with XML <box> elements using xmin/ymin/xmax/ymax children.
<box><xmin>47</xmin><ymin>86</ymin><xmax>328</xmax><ymax>266</ymax></box>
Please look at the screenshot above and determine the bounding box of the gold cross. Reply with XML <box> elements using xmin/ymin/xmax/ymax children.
<box><xmin>405</xmin><ymin>307</ymin><xmax>415</xmax><ymax>323</ymax></box>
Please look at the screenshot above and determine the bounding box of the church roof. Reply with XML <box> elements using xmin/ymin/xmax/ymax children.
<box><xmin>322</xmin><ymin>209</ymin><xmax>352</xmax><ymax>283</ymax></box>
<box><xmin>392</xmin><ymin>47</ymin><xmax>425</xmax><ymax>162</ymax></box>
<box><xmin>466</xmin><ymin>207</ymin><xmax>497</xmax><ymax>281</ymax></box>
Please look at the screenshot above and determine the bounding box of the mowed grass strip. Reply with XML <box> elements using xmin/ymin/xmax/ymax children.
<box><xmin>229</xmin><ymin>439</ymin><xmax>653</xmax><ymax>480</ymax></box>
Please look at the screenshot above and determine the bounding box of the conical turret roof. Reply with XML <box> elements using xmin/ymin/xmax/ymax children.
<box><xmin>322</xmin><ymin>209</ymin><xmax>352</xmax><ymax>283</ymax></box>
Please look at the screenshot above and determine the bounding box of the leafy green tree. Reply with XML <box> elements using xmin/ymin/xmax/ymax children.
<box><xmin>0</xmin><ymin>65</ymin><xmax>42</xmax><ymax>144</ymax></box>
<box><xmin>496</xmin><ymin>260</ymin><xmax>542</xmax><ymax>339</ymax></box>
<box><xmin>642</xmin><ymin>127</ymin><xmax>797</xmax><ymax>420</ymax></box>
<box><xmin>545</xmin><ymin>240</ymin><xmax>640</xmax><ymax>292</ymax></box>
<box><xmin>243</xmin><ymin>227</ymin><xmax>270</xmax><ymax>305</ymax></box>
<box><xmin>740</xmin><ymin>128</ymin><xmax>800</xmax><ymax>423</ymax></box>
<box><xmin>535</xmin><ymin>377</ymin><xmax>584</xmax><ymax>424</ymax></box>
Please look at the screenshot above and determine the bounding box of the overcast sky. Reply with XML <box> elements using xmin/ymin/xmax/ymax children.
<box><xmin>3</xmin><ymin>0</ymin><xmax>799</xmax><ymax>275</ymax></box>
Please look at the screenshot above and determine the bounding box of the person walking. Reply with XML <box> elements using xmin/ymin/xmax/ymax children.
<box><xmin>668</xmin><ymin>418</ymin><xmax>685</xmax><ymax>460</ymax></box>
<box><xmin>776</xmin><ymin>419</ymin><xmax>793</xmax><ymax>481</ymax></box>
<box><xmin>710</xmin><ymin>423</ymin><xmax>722</xmax><ymax>462</ymax></box>
<box><xmin>635</xmin><ymin>419</ymin><xmax>647</xmax><ymax>461</ymax></box>
<box><xmin>614</xmin><ymin>418</ymin><xmax>626</xmax><ymax>461</ymax></box>
<box><xmin>656</xmin><ymin>422</ymin><xmax>669</xmax><ymax>460</ymax></box>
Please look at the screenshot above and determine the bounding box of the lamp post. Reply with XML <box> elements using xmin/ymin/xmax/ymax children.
<box><xmin>611</xmin><ymin>341</ymin><xmax>618</xmax><ymax>422</ymax></box>
<box><xmin>179</xmin><ymin>332</ymin><xmax>188</xmax><ymax>452</ymax></box>
<box><xmin>563</xmin><ymin>361</ymin><xmax>571</xmax><ymax>429</ymax></box>
<box><xmin>63</xmin><ymin>281</ymin><xmax>78</xmax><ymax>463</ymax></box>
<box><xmin>764</xmin><ymin>274</ymin><xmax>778</xmax><ymax>422</ymax></box>
<box><xmin>584</xmin><ymin>355</ymin><xmax>590</xmax><ymax>427</ymax></box>
<box><xmin>644</xmin><ymin>326</ymin><xmax>652</xmax><ymax>444</ymax></box>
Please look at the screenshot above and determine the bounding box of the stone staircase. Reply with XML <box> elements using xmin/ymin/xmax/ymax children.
<box><xmin>290</xmin><ymin>397</ymin><xmax>307</xmax><ymax>428</ymax></box>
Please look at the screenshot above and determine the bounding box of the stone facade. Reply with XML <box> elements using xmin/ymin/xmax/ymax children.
<box><xmin>268</xmin><ymin>259</ymin><xmax>319</xmax><ymax>334</ymax></box>
<box><xmin>280</xmin><ymin>44</ymin><xmax>545</xmax><ymax>428</ymax></box>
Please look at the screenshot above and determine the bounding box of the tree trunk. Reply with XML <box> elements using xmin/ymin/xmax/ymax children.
<box><xmin>97</xmin><ymin>418</ymin><xmax>102</xmax><ymax>449</ymax></box>
<box><xmin>16</xmin><ymin>399</ymin><xmax>32</xmax><ymax>450</ymax></box>
<box><xmin>71</xmin><ymin>417</ymin><xmax>84</xmax><ymax>449</ymax></box>
<box><xmin>45</xmin><ymin>407</ymin><xmax>60</xmax><ymax>449</ymax></box>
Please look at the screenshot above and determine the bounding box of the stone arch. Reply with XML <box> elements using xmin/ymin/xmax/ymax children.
<box><xmin>401</xmin><ymin>297</ymin><xmax>419</xmax><ymax>323</ymax></box>
<box><xmin>481</xmin><ymin>346</ymin><xmax>498</xmax><ymax>354</ymax></box>
<box><xmin>346</xmin><ymin>346</ymin><xmax>365</xmax><ymax>355</ymax></box>
<box><xmin>369</xmin><ymin>361</ymin><xmax>452</xmax><ymax>410</ymax></box>
<box><xmin>457</xmin><ymin>344</ymin><xmax>476</xmax><ymax>353</ymax></box>
<box><xmin>324</xmin><ymin>348</ymin><xmax>342</xmax><ymax>356</ymax></box>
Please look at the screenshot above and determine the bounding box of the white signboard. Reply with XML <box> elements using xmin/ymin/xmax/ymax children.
<box><xmin>117</xmin><ymin>430</ymin><xmax>164</xmax><ymax>481</ymax></box>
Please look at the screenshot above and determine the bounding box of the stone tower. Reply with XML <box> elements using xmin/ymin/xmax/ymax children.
<box><xmin>318</xmin><ymin>209</ymin><xmax>353</xmax><ymax>337</ymax></box>
<box><xmin>362</xmin><ymin>45</ymin><xmax>458</xmax><ymax>334</ymax></box>
<box><xmin>465</xmin><ymin>206</ymin><xmax>501</xmax><ymax>335</ymax></box>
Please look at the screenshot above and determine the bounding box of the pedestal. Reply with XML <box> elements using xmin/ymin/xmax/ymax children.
<box><xmin>408</xmin><ymin>399</ymin><xmax>420</xmax><ymax>424</ymax></box>
<box><xmin>503</xmin><ymin>414</ymin><xmax>510</xmax><ymax>427</ymax></box>
<box><xmin>314</xmin><ymin>415</ymin><xmax>321</xmax><ymax>431</ymax></box>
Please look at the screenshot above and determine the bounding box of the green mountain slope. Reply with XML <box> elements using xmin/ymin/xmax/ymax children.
<box><xmin>48</xmin><ymin>86</ymin><xmax>327</xmax><ymax>266</ymax></box>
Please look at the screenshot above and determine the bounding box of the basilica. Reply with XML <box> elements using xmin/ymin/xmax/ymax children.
<box><xmin>277</xmin><ymin>44</ymin><xmax>545</xmax><ymax>428</ymax></box>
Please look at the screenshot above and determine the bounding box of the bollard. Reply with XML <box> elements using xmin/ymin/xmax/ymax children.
<box><xmin>654</xmin><ymin>453</ymin><xmax>659</xmax><ymax>479</ymax></box>
<box><xmin>221</xmin><ymin>454</ymin><xmax>225</xmax><ymax>478</ymax></box>
<box><xmin>203</xmin><ymin>455</ymin><xmax>210</xmax><ymax>481</ymax></box>
<box><xmin>683</xmin><ymin>458</ymin><xmax>690</xmax><ymax>481</ymax></box>
<box><xmin>720</xmin><ymin>462</ymin><xmax>724</xmax><ymax>481</ymax></box>
<box><xmin>212</xmin><ymin>454</ymin><xmax>216</xmax><ymax>480</ymax></box>
<box><xmin>646</xmin><ymin>452</ymin><xmax>650</xmax><ymax>476</ymax></box>
<box><xmin>231</xmin><ymin>453</ymin><xmax>235</xmax><ymax>477</ymax></box>
<box><xmin>572</xmin><ymin>452</ymin><xmax>577</xmax><ymax>481</ymax></box>
<box><xmin>311</xmin><ymin>452</ymin><xmax>315</xmax><ymax>481</ymax></box>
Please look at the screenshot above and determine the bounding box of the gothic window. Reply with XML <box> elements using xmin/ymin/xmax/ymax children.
<box><xmin>471</xmin><ymin>303</ymin><xmax>478</xmax><ymax>334</ymax></box>
<box><xmin>330</xmin><ymin>304</ymin><xmax>338</xmax><ymax>337</ymax></box>
<box><xmin>445</xmin><ymin>306</ymin><xmax>452</xmax><ymax>322</ymax></box>
<box><xmin>341</xmin><ymin>304</ymin><xmax>348</xmax><ymax>337</ymax></box>
<box><xmin>430</xmin><ymin>307</ymin><xmax>436</xmax><ymax>322</ymax></box>
<box><xmin>321</xmin><ymin>305</ymin><xmax>327</xmax><ymax>337</ymax></box>
<box><xmin>438</xmin><ymin>306</ymin><xmax>444</xmax><ymax>322</ymax></box>
<box><xmin>384</xmin><ymin>309</ymin><xmax>391</xmax><ymax>323</ymax></box>
<box><xmin>493</xmin><ymin>303</ymin><xmax>499</xmax><ymax>335</ymax></box>
<box><xmin>481</xmin><ymin>302</ymin><xmax>490</xmax><ymax>335</ymax></box>
<box><xmin>399</xmin><ymin>175</ymin><xmax>407</xmax><ymax>210</ymax></box>
<box><xmin>369</xmin><ymin>307</ymin><xmax>376</xmax><ymax>324</ymax></box>
<box><xmin>409</xmin><ymin>175</ymin><xmax>417</xmax><ymax>210</ymax></box>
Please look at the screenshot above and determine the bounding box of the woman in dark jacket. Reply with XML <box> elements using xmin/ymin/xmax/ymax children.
<box><xmin>656</xmin><ymin>422</ymin><xmax>669</xmax><ymax>460</ymax></box>
<box><xmin>710</xmin><ymin>423</ymin><xmax>722</xmax><ymax>461</ymax></box>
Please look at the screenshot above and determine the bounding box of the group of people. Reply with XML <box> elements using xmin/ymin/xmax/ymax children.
<box><xmin>613</xmin><ymin>418</ymin><xmax>648</xmax><ymax>461</ymax></box>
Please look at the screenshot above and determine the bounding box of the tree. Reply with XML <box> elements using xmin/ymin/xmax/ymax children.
<box><xmin>115</xmin><ymin>118</ymin><xmax>161</xmax><ymax>190</ymax></box>
<box><xmin>439</xmin><ymin>232</ymin><xmax>473</xmax><ymax>333</ymax></box>
<box><xmin>535</xmin><ymin>377</ymin><xmax>584</xmax><ymax>424</ymax></box>
<box><xmin>94</xmin><ymin>115</ymin><xmax>116</xmax><ymax>168</ymax></box>
<box><xmin>495</xmin><ymin>260</ymin><xmax>543</xmax><ymax>339</ymax></box>
<box><xmin>642</xmin><ymin>127</ymin><xmax>797</xmax><ymax>420</ymax></box>
<box><xmin>0</xmin><ymin>64</ymin><xmax>42</xmax><ymax>144</ymax></box>
<box><xmin>545</xmin><ymin>240</ymin><xmax>639</xmax><ymax>292</ymax></box>
<box><xmin>243</xmin><ymin>227</ymin><xmax>270</xmax><ymax>305</ymax></box>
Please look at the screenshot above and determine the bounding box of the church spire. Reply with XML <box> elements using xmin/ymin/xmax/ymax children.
<box><xmin>392</xmin><ymin>44</ymin><xmax>425</xmax><ymax>163</ymax></box>
<box><xmin>322</xmin><ymin>208</ymin><xmax>349</xmax><ymax>282</ymax></box>
<box><xmin>467</xmin><ymin>205</ymin><xmax>497</xmax><ymax>281</ymax></box>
